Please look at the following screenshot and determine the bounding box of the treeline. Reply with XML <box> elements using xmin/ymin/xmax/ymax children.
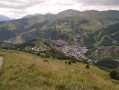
<box><xmin>94</xmin><ymin>58</ymin><xmax>119</xmax><ymax>69</ymax></box>
<box><xmin>94</xmin><ymin>58</ymin><xmax>119</xmax><ymax>80</ymax></box>
<box><xmin>20</xmin><ymin>48</ymin><xmax>77</xmax><ymax>63</ymax></box>
<box><xmin>110</xmin><ymin>70</ymin><xmax>119</xmax><ymax>80</ymax></box>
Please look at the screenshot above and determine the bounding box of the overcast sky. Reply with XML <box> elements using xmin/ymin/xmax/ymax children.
<box><xmin>0</xmin><ymin>0</ymin><xmax>119</xmax><ymax>19</ymax></box>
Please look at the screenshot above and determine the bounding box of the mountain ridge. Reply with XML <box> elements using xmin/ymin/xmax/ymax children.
<box><xmin>0</xmin><ymin>9</ymin><xmax>119</xmax><ymax>47</ymax></box>
<box><xmin>0</xmin><ymin>15</ymin><xmax>11</xmax><ymax>21</ymax></box>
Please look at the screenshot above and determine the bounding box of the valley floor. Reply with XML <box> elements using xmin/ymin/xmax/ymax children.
<box><xmin>0</xmin><ymin>49</ymin><xmax>119</xmax><ymax>90</ymax></box>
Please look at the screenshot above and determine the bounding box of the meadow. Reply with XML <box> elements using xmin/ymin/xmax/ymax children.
<box><xmin>0</xmin><ymin>49</ymin><xmax>119</xmax><ymax>90</ymax></box>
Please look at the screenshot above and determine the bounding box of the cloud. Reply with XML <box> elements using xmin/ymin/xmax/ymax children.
<box><xmin>0</xmin><ymin>0</ymin><xmax>119</xmax><ymax>19</ymax></box>
<box><xmin>0</xmin><ymin>0</ymin><xmax>45</xmax><ymax>9</ymax></box>
<box><xmin>81</xmin><ymin>0</ymin><xmax>119</xmax><ymax>6</ymax></box>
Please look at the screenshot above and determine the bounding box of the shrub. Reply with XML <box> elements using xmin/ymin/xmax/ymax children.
<box><xmin>65</xmin><ymin>61</ymin><xmax>67</xmax><ymax>64</ymax></box>
<box><xmin>46</xmin><ymin>55</ymin><xmax>50</xmax><ymax>58</ymax></box>
<box><xmin>86</xmin><ymin>64</ymin><xmax>89</xmax><ymax>68</ymax></box>
<box><xmin>110</xmin><ymin>70</ymin><xmax>119</xmax><ymax>80</ymax></box>
<box><xmin>71</xmin><ymin>60</ymin><xmax>77</xmax><ymax>63</ymax></box>
<box><xmin>40</xmin><ymin>55</ymin><xmax>45</xmax><ymax>58</ymax></box>
<box><xmin>68</xmin><ymin>61</ymin><xmax>72</xmax><ymax>65</ymax></box>
<box><xmin>95</xmin><ymin>59</ymin><xmax>119</xmax><ymax>69</ymax></box>
<box><xmin>43</xmin><ymin>59</ymin><xmax>49</xmax><ymax>63</ymax></box>
<box><xmin>37</xmin><ymin>52</ymin><xmax>40</xmax><ymax>56</ymax></box>
<box><xmin>80</xmin><ymin>59</ymin><xmax>89</xmax><ymax>64</ymax></box>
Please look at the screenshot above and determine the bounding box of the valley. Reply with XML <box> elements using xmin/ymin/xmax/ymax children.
<box><xmin>0</xmin><ymin>9</ymin><xmax>119</xmax><ymax>89</ymax></box>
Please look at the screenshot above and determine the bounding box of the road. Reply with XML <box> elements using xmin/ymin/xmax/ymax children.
<box><xmin>0</xmin><ymin>56</ymin><xmax>3</xmax><ymax>69</ymax></box>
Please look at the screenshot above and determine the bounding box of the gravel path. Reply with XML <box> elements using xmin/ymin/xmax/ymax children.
<box><xmin>0</xmin><ymin>56</ymin><xmax>3</xmax><ymax>69</ymax></box>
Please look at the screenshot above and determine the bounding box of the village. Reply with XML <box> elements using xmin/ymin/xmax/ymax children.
<box><xmin>54</xmin><ymin>35</ymin><xmax>88</xmax><ymax>60</ymax></box>
<box><xmin>26</xmin><ymin>46</ymin><xmax>48</xmax><ymax>52</ymax></box>
<box><xmin>26</xmin><ymin>35</ymin><xmax>89</xmax><ymax>60</ymax></box>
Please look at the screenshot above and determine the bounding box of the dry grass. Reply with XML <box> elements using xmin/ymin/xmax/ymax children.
<box><xmin>0</xmin><ymin>49</ymin><xmax>119</xmax><ymax>90</ymax></box>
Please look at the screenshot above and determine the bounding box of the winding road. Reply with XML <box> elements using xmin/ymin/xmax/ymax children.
<box><xmin>0</xmin><ymin>56</ymin><xmax>3</xmax><ymax>69</ymax></box>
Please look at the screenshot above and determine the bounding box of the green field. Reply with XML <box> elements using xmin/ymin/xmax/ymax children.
<box><xmin>0</xmin><ymin>49</ymin><xmax>119</xmax><ymax>90</ymax></box>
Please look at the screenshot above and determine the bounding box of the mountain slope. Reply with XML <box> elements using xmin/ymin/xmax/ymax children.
<box><xmin>0</xmin><ymin>15</ymin><xmax>11</xmax><ymax>21</ymax></box>
<box><xmin>0</xmin><ymin>49</ymin><xmax>119</xmax><ymax>90</ymax></box>
<box><xmin>0</xmin><ymin>10</ymin><xmax>119</xmax><ymax>45</ymax></box>
<box><xmin>84</xmin><ymin>23</ymin><xmax>119</xmax><ymax>48</ymax></box>
<box><xmin>83</xmin><ymin>23</ymin><xmax>119</xmax><ymax>60</ymax></box>
<box><xmin>85</xmin><ymin>46</ymin><xmax>119</xmax><ymax>60</ymax></box>
<box><xmin>22</xmin><ymin>13</ymin><xmax>43</xmax><ymax>18</ymax></box>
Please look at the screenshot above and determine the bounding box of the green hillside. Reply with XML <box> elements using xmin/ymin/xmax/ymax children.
<box><xmin>0</xmin><ymin>10</ymin><xmax>119</xmax><ymax>46</ymax></box>
<box><xmin>83</xmin><ymin>23</ymin><xmax>119</xmax><ymax>60</ymax></box>
<box><xmin>0</xmin><ymin>49</ymin><xmax>119</xmax><ymax>90</ymax></box>
<box><xmin>84</xmin><ymin>23</ymin><xmax>119</xmax><ymax>48</ymax></box>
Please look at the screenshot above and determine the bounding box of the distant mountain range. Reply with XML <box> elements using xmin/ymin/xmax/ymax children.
<box><xmin>0</xmin><ymin>15</ymin><xmax>11</xmax><ymax>21</ymax></box>
<box><xmin>0</xmin><ymin>9</ymin><xmax>119</xmax><ymax>48</ymax></box>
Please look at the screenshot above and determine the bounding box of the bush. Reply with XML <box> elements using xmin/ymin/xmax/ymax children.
<box><xmin>40</xmin><ymin>55</ymin><xmax>46</xmax><ymax>58</ymax></box>
<box><xmin>95</xmin><ymin>59</ymin><xmax>119</xmax><ymax>69</ymax></box>
<box><xmin>86</xmin><ymin>64</ymin><xmax>89</xmax><ymax>68</ymax></box>
<box><xmin>65</xmin><ymin>61</ymin><xmax>67</xmax><ymax>64</ymax></box>
<box><xmin>110</xmin><ymin>70</ymin><xmax>119</xmax><ymax>80</ymax></box>
<box><xmin>80</xmin><ymin>59</ymin><xmax>89</xmax><ymax>64</ymax></box>
<box><xmin>68</xmin><ymin>61</ymin><xmax>72</xmax><ymax>65</ymax></box>
<box><xmin>71</xmin><ymin>60</ymin><xmax>77</xmax><ymax>63</ymax></box>
<box><xmin>43</xmin><ymin>59</ymin><xmax>49</xmax><ymax>63</ymax></box>
<box><xmin>46</xmin><ymin>55</ymin><xmax>50</xmax><ymax>58</ymax></box>
<box><xmin>37</xmin><ymin>52</ymin><xmax>40</xmax><ymax>56</ymax></box>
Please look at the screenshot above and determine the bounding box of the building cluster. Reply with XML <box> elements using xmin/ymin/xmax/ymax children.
<box><xmin>25</xmin><ymin>35</ymin><xmax>89</xmax><ymax>60</ymax></box>
<box><xmin>54</xmin><ymin>35</ymin><xmax>88</xmax><ymax>60</ymax></box>
<box><xmin>27</xmin><ymin>46</ymin><xmax>48</xmax><ymax>52</ymax></box>
<box><xmin>57</xmin><ymin>45</ymin><xmax>88</xmax><ymax>59</ymax></box>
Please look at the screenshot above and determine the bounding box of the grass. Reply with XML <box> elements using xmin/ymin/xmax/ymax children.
<box><xmin>0</xmin><ymin>49</ymin><xmax>119</xmax><ymax>90</ymax></box>
<box><xmin>94</xmin><ymin>36</ymin><xmax>106</xmax><ymax>47</ymax></box>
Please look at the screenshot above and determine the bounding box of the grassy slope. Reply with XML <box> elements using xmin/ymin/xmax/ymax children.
<box><xmin>0</xmin><ymin>49</ymin><xmax>119</xmax><ymax>90</ymax></box>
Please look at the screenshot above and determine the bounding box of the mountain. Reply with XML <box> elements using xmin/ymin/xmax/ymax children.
<box><xmin>0</xmin><ymin>9</ymin><xmax>119</xmax><ymax>90</ymax></box>
<box><xmin>84</xmin><ymin>23</ymin><xmax>119</xmax><ymax>48</ymax></box>
<box><xmin>22</xmin><ymin>13</ymin><xmax>43</xmax><ymax>18</ymax></box>
<box><xmin>0</xmin><ymin>15</ymin><xmax>11</xmax><ymax>21</ymax></box>
<box><xmin>85</xmin><ymin>46</ymin><xmax>119</xmax><ymax>60</ymax></box>
<box><xmin>58</xmin><ymin>9</ymin><xmax>80</xmax><ymax>16</ymax></box>
<box><xmin>0</xmin><ymin>9</ymin><xmax>119</xmax><ymax>47</ymax></box>
<box><xmin>83</xmin><ymin>22</ymin><xmax>119</xmax><ymax>60</ymax></box>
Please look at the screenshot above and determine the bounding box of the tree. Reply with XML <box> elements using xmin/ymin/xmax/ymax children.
<box><xmin>110</xmin><ymin>70</ymin><xmax>119</xmax><ymax>80</ymax></box>
<box><xmin>68</xmin><ymin>61</ymin><xmax>72</xmax><ymax>65</ymax></box>
<box><xmin>86</xmin><ymin>64</ymin><xmax>89</xmax><ymax>68</ymax></box>
<box><xmin>65</xmin><ymin>61</ymin><xmax>67</xmax><ymax>64</ymax></box>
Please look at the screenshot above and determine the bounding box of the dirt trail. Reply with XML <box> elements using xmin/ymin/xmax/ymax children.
<box><xmin>0</xmin><ymin>56</ymin><xmax>3</xmax><ymax>69</ymax></box>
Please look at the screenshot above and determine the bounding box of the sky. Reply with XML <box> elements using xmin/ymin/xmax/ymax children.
<box><xmin>0</xmin><ymin>0</ymin><xmax>119</xmax><ymax>19</ymax></box>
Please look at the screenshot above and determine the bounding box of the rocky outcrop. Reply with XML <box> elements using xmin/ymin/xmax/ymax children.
<box><xmin>87</xmin><ymin>46</ymin><xmax>119</xmax><ymax>60</ymax></box>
